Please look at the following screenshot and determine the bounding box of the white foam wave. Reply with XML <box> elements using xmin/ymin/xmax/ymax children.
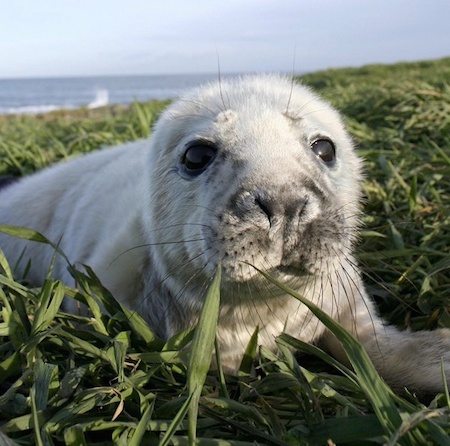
<box><xmin>87</xmin><ymin>89</ymin><xmax>109</xmax><ymax>109</ymax></box>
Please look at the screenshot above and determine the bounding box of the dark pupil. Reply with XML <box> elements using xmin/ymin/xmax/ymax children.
<box><xmin>183</xmin><ymin>145</ymin><xmax>215</xmax><ymax>171</ymax></box>
<box><xmin>312</xmin><ymin>140</ymin><xmax>335</xmax><ymax>163</ymax></box>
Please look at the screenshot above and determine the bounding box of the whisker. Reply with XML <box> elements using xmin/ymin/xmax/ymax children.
<box><xmin>284</xmin><ymin>45</ymin><xmax>299</xmax><ymax>117</ymax></box>
<box><xmin>216</xmin><ymin>50</ymin><xmax>229</xmax><ymax>112</ymax></box>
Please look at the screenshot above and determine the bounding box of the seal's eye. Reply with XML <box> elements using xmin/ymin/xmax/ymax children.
<box><xmin>311</xmin><ymin>139</ymin><xmax>336</xmax><ymax>165</ymax></box>
<box><xmin>182</xmin><ymin>142</ymin><xmax>217</xmax><ymax>176</ymax></box>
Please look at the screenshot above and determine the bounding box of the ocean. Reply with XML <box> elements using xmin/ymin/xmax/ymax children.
<box><xmin>0</xmin><ymin>73</ymin><xmax>231</xmax><ymax>115</ymax></box>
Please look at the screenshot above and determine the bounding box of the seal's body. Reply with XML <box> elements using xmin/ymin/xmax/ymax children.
<box><xmin>1</xmin><ymin>75</ymin><xmax>449</xmax><ymax>394</ymax></box>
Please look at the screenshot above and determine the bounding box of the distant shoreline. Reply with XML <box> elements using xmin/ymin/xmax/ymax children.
<box><xmin>0</xmin><ymin>73</ymin><xmax>241</xmax><ymax>116</ymax></box>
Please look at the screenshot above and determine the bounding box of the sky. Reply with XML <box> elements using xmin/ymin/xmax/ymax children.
<box><xmin>1</xmin><ymin>0</ymin><xmax>449</xmax><ymax>79</ymax></box>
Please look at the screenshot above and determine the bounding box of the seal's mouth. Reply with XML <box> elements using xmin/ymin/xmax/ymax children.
<box><xmin>276</xmin><ymin>264</ymin><xmax>310</xmax><ymax>277</ymax></box>
<box><xmin>220</xmin><ymin>261</ymin><xmax>310</xmax><ymax>287</ymax></box>
<box><xmin>217</xmin><ymin>264</ymin><xmax>313</xmax><ymax>304</ymax></box>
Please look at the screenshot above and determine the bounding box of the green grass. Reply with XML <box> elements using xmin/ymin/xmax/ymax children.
<box><xmin>1</xmin><ymin>57</ymin><xmax>450</xmax><ymax>445</ymax></box>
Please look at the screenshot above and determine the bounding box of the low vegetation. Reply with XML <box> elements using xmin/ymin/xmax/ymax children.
<box><xmin>0</xmin><ymin>57</ymin><xmax>449</xmax><ymax>445</ymax></box>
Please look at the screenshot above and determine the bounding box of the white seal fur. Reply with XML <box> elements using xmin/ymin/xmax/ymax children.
<box><xmin>1</xmin><ymin>75</ymin><xmax>449</xmax><ymax>394</ymax></box>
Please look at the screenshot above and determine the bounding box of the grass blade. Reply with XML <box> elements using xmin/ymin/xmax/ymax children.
<box><xmin>159</xmin><ymin>394</ymin><xmax>193</xmax><ymax>446</ymax></box>
<box><xmin>256</xmin><ymin>268</ymin><xmax>403</xmax><ymax>437</ymax></box>
<box><xmin>128</xmin><ymin>399</ymin><xmax>155</xmax><ymax>446</ymax></box>
<box><xmin>187</xmin><ymin>264</ymin><xmax>222</xmax><ymax>444</ymax></box>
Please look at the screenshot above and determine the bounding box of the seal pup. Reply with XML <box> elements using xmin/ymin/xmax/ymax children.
<box><xmin>1</xmin><ymin>75</ymin><xmax>449</xmax><ymax>394</ymax></box>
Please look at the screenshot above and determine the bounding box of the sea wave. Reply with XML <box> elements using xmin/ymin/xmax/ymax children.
<box><xmin>0</xmin><ymin>104</ymin><xmax>72</xmax><ymax>115</ymax></box>
<box><xmin>0</xmin><ymin>73</ymin><xmax>229</xmax><ymax>116</ymax></box>
<box><xmin>87</xmin><ymin>89</ymin><xmax>109</xmax><ymax>109</ymax></box>
<box><xmin>0</xmin><ymin>89</ymin><xmax>110</xmax><ymax>115</ymax></box>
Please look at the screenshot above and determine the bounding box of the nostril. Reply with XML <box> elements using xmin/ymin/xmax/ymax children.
<box><xmin>255</xmin><ymin>195</ymin><xmax>274</xmax><ymax>226</ymax></box>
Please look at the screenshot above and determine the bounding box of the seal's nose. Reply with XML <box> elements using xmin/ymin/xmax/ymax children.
<box><xmin>254</xmin><ymin>194</ymin><xmax>275</xmax><ymax>226</ymax></box>
<box><xmin>253</xmin><ymin>189</ymin><xmax>308</xmax><ymax>229</ymax></box>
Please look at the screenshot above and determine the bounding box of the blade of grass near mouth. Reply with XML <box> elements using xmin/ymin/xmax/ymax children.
<box><xmin>255</xmin><ymin>268</ymin><xmax>403</xmax><ymax>438</ymax></box>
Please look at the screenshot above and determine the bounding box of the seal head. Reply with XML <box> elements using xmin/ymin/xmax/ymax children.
<box><xmin>141</xmin><ymin>75</ymin><xmax>363</xmax><ymax>361</ymax></box>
